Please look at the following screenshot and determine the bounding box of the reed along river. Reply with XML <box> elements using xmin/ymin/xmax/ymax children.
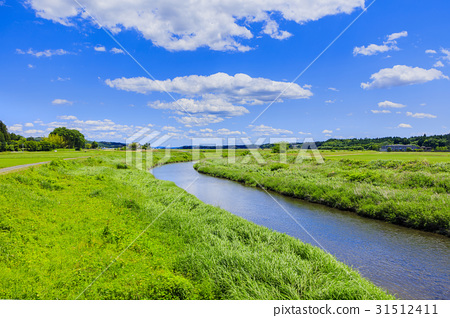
<box><xmin>152</xmin><ymin>161</ymin><xmax>450</xmax><ymax>300</ymax></box>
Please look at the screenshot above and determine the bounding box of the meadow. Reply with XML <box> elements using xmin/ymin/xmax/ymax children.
<box><xmin>0</xmin><ymin>151</ymin><xmax>393</xmax><ymax>299</ymax></box>
<box><xmin>195</xmin><ymin>152</ymin><xmax>450</xmax><ymax>236</ymax></box>
<box><xmin>0</xmin><ymin>149</ymin><xmax>106</xmax><ymax>169</ymax></box>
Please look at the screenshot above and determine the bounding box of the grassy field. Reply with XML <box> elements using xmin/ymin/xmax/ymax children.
<box><xmin>195</xmin><ymin>154</ymin><xmax>450</xmax><ymax>236</ymax></box>
<box><xmin>0</xmin><ymin>149</ymin><xmax>106</xmax><ymax>169</ymax></box>
<box><xmin>0</xmin><ymin>151</ymin><xmax>392</xmax><ymax>299</ymax></box>
<box><xmin>320</xmin><ymin>150</ymin><xmax>450</xmax><ymax>163</ymax></box>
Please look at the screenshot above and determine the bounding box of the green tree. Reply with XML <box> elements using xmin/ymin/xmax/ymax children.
<box><xmin>91</xmin><ymin>141</ymin><xmax>99</xmax><ymax>149</ymax></box>
<box><xmin>272</xmin><ymin>142</ymin><xmax>289</xmax><ymax>153</ymax></box>
<box><xmin>50</xmin><ymin>127</ymin><xmax>85</xmax><ymax>149</ymax></box>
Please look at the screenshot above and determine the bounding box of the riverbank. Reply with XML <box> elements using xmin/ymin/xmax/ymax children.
<box><xmin>194</xmin><ymin>158</ymin><xmax>450</xmax><ymax>237</ymax></box>
<box><xmin>0</xmin><ymin>152</ymin><xmax>392</xmax><ymax>299</ymax></box>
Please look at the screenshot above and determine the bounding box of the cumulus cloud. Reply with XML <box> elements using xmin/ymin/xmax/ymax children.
<box><xmin>28</xmin><ymin>0</ymin><xmax>365</xmax><ymax>52</ymax></box>
<box><xmin>361</xmin><ymin>65</ymin><xmax>448</xmax><ymax>89</ymax></box>
<box><xmin>149</xmin><ymin>96</ymin><xmax>249</xmax><ymax>117</ymax></box>
<box><xmin>325</xmin><ymin>99</ymin><xmax>335</xmax><ymax>104</ymax></box>
<box><xmin>106</xmin><ymin>72</ymin><xmax>312</xmax><ymax>104</ymax></box>
<box><xmin>397</xmin><ymin>123</ymin><xmax>412</xmax><ymax>128</ymax></box>
<box><xmin>371</xmin><ymin>110</ymin><xmax>391</xmax><ymax>114</ymax></box>
<box><xmin>24</xmin><ymin>123</ymin><xmax>34</xmax><ymax>127</ymax></box>
<box><xmin>387</xmin><ymin>31</ymin><xmax>408</xmax><ymax>41</ymax></box>
<box><xmin>434</xmin><ymin>61</ymin><xmax>444</xmax><ymax>68</ymax></box>
<box><xmin>406</xmin><ymin>112</ymin><xmax>437</xmax><ymax>119</ymax></box>
<box><xmin>24</xmin><ymin>129</ymin><xmax>45</xmax><ymax>135</ymax></box>
<box><xmin>250</xmin><ymin>124</ymin><xmax>293</xmax><ymax>136</ymax></box>
<box><xmin>57</xmin><ymin>115</ymin><xmax>78</xmax><ymax>120</ymax></box>
<box><xmin>322</xmin><ymin>129</ymin><xmax>333</xmax><ymax>134</ymax></box>
<box><xmin>111</xmin><ymin>47</ymin><xmax>124</xmax><ymax>54</ymax></box>
<box><xmin>353</xmin><ymin>31</ymin><xmax>407</xmax><ymax>56</ymax></box>
<box><xmin>52</xmin><ymin>99</ymin><xmax>73</xmax><ymax>105</ymax></box>
<box><xmin>425</xmin><ymin>49</ymin><xmax>437</xmax><ymax>54</ymax></box>
<box><xmin>441</xmin><ymin>48</ymin><xmax>450</xmax><ymax>61</ymax></box>
<box><xmin>174</xmin><ymin>115</ymin><xmax>224</xmax><ymax>126</ymax></box>
<box><xmin>8</xmin><ymin>124</ymin><xmax>23</xmax><ymax>133</ymax></box>
<box><xmin>328</xmin><ymin>87</ymin><xmax>339</xmax><ymax>91</ymax></box>
<box><xmin>107</xmin><ymin>72</ymin><xmax>312</xmax><ymax>126</ymax></box>
<box><xmin>378</xmin><ymin>101</ymin><xmax>406</xmax><ymax>108</ymax></box>
<box><xmin>16</xmin><ymin>48</ymin><xmax>70</xmax><ymax>58</ymax></box>
<box><xmin>94</xmin><ymin>45</ymin><xmax>106</xmax><ymax>52</ymax></box>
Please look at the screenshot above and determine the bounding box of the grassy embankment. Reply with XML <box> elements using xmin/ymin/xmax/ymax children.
<box><xmin>194</xmin><ymin>154</ymin><xmax>450</xmax><ymax>237</ymax></box>
<box><xmin>0</xmin><ymin>151</ymin><xmax>392</xmax><ymax>299</ymax></box>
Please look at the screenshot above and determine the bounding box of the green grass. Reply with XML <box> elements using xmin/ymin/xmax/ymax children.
<box><xmin>0</xmin><ymin>149</ymin><xmax>106</xmax><ymax>169</ymax></box>
<box><xmin>195</xmin><ymin>155</ymin><xmax>450</xmax><ymax>236</ymax></box>
<box><xmin>320</xmin><ymin>150</ymin><xmax>450</xmax><ymax>163</ymax></box>
<box><xmin>0</xmin><ymin>151</ymin><xmax>392</xmax><ymax>299</ymax></box>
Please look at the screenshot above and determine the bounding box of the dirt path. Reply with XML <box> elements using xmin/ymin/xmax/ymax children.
<box><xmin>0</xmin><ymin>157</ymin><xmax>89</xmax><ymax>175</ymax></box>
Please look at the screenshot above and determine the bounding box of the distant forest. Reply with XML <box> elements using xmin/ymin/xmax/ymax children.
<box><xmin>314</xmin><ymin>134</ymin><xmax>450</xmax><ymax>151</ymax></box>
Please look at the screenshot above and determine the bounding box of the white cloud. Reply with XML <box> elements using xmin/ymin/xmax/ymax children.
<box><xmin>371</xmin><ymin>110</ymin><xmax>391</xmax><ymax>114</ymax></box>
<box><xmin>16</xmin><ymin>48</ymin><xmax>70</xmax><ymax>58</ymax></box>
<box><xmin>406</xmin><ymin>112</ymin><xmax>437</xmax><ymax>119</ymax></box>
<box><xmin>378</xmin><ymin>101</ymin><xmax>406</xmax><ymax>108</ymax></box>
<box><xmin>8</xmin><ymin>124</ymin><xmax>23</xmax><ymax>133</ymax></box>
<box><xmin>434</xmin><ymin>61</ymin><xmax>444</xmax><ymax>68</ymax></box>
<box><xmin>353</xmin><ymin>31</ymin><xmax>407</xmax><ymax>56</ymax></box>
<box><xmin>216</xmin><ymin>128</ymin><xmax>243</xmax><ymax>136</ymax></box>
<box><xmin>387</xmin><ymin>31</ymin><xmax>408</xmax><ymax>41</ymax></box>
<box><xmin>361</xmin><ymin>65</ymin><xmax>448</xmax><ymax>89</ymax></box>
<box><xmin>298</xmin><ymin>131</ymin><xmax>311</xmax><ymax>135</ymax></box>
<box><xmin>52</xmin><ymin>99</ymin><xmax>73</xmax><ymax>105</ymax></box>
<box><xmin>328</xmin><ymin>87</ymin><xmax>339</xmax><ymax>91</ymax></box>
<box><xmin>28</xmin><ymin>64</ymin><xmax>34</xmax><ymax>68</ymax></box>
<box><xmin>111</xmin><ymin>47</ymin><xmax>124</xmax><ymax>54</ymax></box>
<box><xmin>57</xmin><ymin>115</ymin><xmax>78</xmax><ymax>120</ymax></box>
<box><xmin>108</xmin><ymin>72</ymin><xmax>312</xmax><ymax>126</ymax></box>
<box><xmin>325</xmin><ymin>99</ymin><xmax>335</xmax><ymax>104</ymax></box>
<box><xmin>397</xmin><ymin>123</ymin><xmax>412</xmax><ymax>128</ymax></box>
<box><xmin>56</xmin><ymin>76</ymin><xmax>70</xmax><ymax>81</ymax></box>
<box><xmin>441</xmin><ymin>48</ymin><xmax>450</xmax><ymax>61</ymax></box>
<box><xmin>28</xmin><ymin>0</ymin><xmax>365</xmax><ymax>52</ymax></box>
<box><xmin>161</xmin><ymin>126</ymin><xmax>180</xmax><ymax>132</ymax></box>
<box><xmin>322</xmin><ymin>129</ymin><xmax>333</xmax><ymax>134</ymax></box>
<box><xmin>94</xmin><ymin>45</ymin><xmax>106</xmax><ymax>52</ymax></box>
<box><xmin>174</xmin><ymin>115</ymin><xmax>224</xmax><ymax>126</ymax></box>
<box><xmin>353</xmin><ymin>43</ymin><xmax>391</xmax><ymax>56</ymax></box>
<box><xmin>24</xmin><ymin>123</ymin><xmax>34</xmax><ymax>127</ymax></box>
<box><xmin>24</xmin><ymin>129</ymin><xmax>45</xmax><ymax>135</ymax></box>
<box><xmin>106</xmin><ymin>72</ymin><xmax>312</xmax><ymax>105</ymax></box>
<box><xmin>425</xmin><ymin>49</ymin><xmax>437</xmax><ymax>54</ymax></box>
<box><xmin>149</xmin><ymin>96</ymin><xmax>249</xmax><ymax>117</ymax></box>
<box><xmin>250</xmin><ymin>124</ymin><xmax>293</xmax><ymax>136</ymax></box>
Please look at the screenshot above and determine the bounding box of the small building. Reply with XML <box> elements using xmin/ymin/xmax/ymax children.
<box><xmin>380</xmin><ymin>144</ymin><xmax>420</xmax><ymax>152</ymax></box>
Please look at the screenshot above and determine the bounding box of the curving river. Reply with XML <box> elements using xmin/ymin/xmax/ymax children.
<box><xmin>151</xmin><ymin>161</ymin><xmax>450</xmax><ymax>300</ymax></box>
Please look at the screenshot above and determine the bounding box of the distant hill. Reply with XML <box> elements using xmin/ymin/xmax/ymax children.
<box><xmin>95</xmin><ymin>141</ymin><xmax>126</xmax><ymax>149</ymax></box>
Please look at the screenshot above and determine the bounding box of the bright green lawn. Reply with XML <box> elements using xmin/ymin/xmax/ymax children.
<box><xmin>319</xmin><ymin>150</ymin><xmax>450</xmax><ymax>163</ymax></box>
<box><xmin>0</xmin><ymin>150</ymin><xmax>108</xmax><ymax>169</ymax></box>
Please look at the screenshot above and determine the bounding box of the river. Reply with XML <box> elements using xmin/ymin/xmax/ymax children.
<box><xmin>151</xmin><ymin>161</ymin><xmax>450</xmax><ymax>300</ymax></box>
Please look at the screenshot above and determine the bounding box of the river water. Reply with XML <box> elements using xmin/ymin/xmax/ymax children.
<box><xmin>152</xmin><ymin>162</ymin><xmax>450</xmax><ymax>300</ymax></box>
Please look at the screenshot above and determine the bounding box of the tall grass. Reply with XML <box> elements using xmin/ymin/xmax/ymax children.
<box><xmin>0</xmin><ymin>152</ymin><xmax>392</xmax><ymax>299</ymax></box>
<box><xmin>195</xmin><ymin>157</ymin><xmax>450</xmax><ymax>236</ymax></box>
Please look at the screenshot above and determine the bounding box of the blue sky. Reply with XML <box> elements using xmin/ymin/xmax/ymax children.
<box><xmin>1</xmin><ymin>0</ymin><xmax>449</xmax><ymax>146</ymax></box>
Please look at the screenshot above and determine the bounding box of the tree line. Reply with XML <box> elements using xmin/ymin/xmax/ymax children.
<box><xmin>0</xmin><ymin>120</ymin><xmax>99</xmax><ymax>152</ymax></box>
<box><xmin>316</xmin><ymin>134</ymin><xmax>450</xmax><ymax>151</ymax></box>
